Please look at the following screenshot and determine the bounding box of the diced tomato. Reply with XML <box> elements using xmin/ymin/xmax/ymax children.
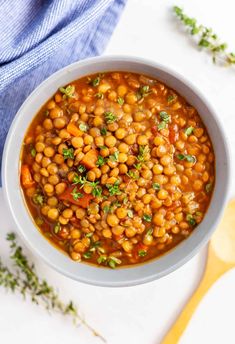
<box><xmin>169</xmin><ymin>124</ymin><xmax>179</xmax><ymax>143</ymax></box>
<box><xmin>21</xmin><ymin>164</ymin><xmax>35</xmax><ymax>189</ymax></box>
<box><xmin>151</xmin><ymin>126</ymin><xmax>158</xmax><ymax>135</ymax></box>
<box><xmin>59</xmin><ymin>185</ymin><xmax>93</xmax><ymax>208</ymax></box>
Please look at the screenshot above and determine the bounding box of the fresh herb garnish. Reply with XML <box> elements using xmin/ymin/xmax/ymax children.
<box><xmin>54</xmin><ymin>222</ymin><xmax>61</xmax><ymax>234</ymax></box>
<box><xmin>106</xmin><ymin>181</ymin><xmax>121</xmax><ymax>196</ymax></box>
<box><xmin>108</xmin><ymin>256</ymin><xmax>122</xmax><ymax>269</ymax></box>
<box><xmin>71</xmin><ymin>187</ymin><xmax>83</xmax><ymax>201</ymax></box>
<box><xmin>137</xmin><ymin>145</ymin><xmax>150</xmax><ymax>162</ymax></box>
<box><xmin>126</xmin><ymin>170</ymin><xmax>139</xmax><ymax>179</ymax></box>
<box><xmin>32</xmin><ymin>193</ymin><xmax>44</xmax><ymax>206</ymax></box>
<box><xmin>185</xmin><ymin>126</ymin><xmax>194</xmax><ymax>136</ymax></box>
<box><xmin>136</xmin><ymin>85</ymin><xmax>152</xmax><ymax>100</ymax></box>
<box><xmin>77</xmin><ymin>165</ymin><xmax>86</xmax><ymax>173</ymax></box>
<box><xmin>109</xmin><ymin>151</ymin><xmax>119</xmax><ymax>162</ymax></box>
<box><xmin>186</xmin><ymin>214</ymin><xmax>196</xmax><ymax>226</ymax></box>
<box><xmin>134</xmin><ymin>163</ymin><xmax>142</xmax><ymax>170</ymax></box>
<box><xmin>173</xmin><ymin>6</ymin><xmax>235</xmax><ymax>66</ymax></box>
<box><xmin>127</xmin><ymin>209</ymin><xmax>134</xmax><ymax>218</ymax></box>
<box><xmin>79</xmin><ymin>123</ymin><xmax>88</xmax><ymax>132</ymax></box>
<box><xmin>104</xmin><ymin>111</ymin><xmax>117</xmax><ymax>124</ymax></box>
<box><xmin>91</xmin><ymin>184</ymin><xmax>102</xmax><ymax>197</ymax></box>
<box><xmin>0</xmin><ymin>233</ymin><xmax>104</xmax><ymax>341</ymax></box>
<box><xmin>177</xmin><ymin>153</ymin><xmax>196</xmax><ymax>163</ymax></box>
<box><xmin>138</xmin><ymin>250</ymin><xmax>147</xmax><ymax>257</ymax></box>
<box><xmin>44</xmin><ymin>110</ymin><xmax>49</xmax><ymax>116</ymax></box>
<box><xmin>96</xmin><ymin>156</ymin><xmax>106</xmax><ymax>166</ymax></box>
<box><xmin>167</xmin><ymin>95</ymin><xmax>176</xmax><ymax>103</ymax></box>
<box><xmin>30</xmin><ymin>146</ymin><xmax>36</xmax><ymax>158</ymax></box>
<box><xmin>157</xmin><ymin>121</ymin><xmax>167</xmax><ymax>130</ymax></box>
<box><xmin>205</xmin><ymin>183</ymin><xmax>212</xmax><ymax>193</ymax></box>
<box><xmin>83</xmin><ymin>251</ymin><xmax>93</xmax><ymax>259</ymax></box>
<box><xmin>62</xmin><ymin>148</ymin><xmax>74</xmax><ymax>160</ymax></box>
<box><xmin>97</xmin><ymin>255</ymin><xmax>107</xmax><ymax>264</ymax></box>
<box><xmin>159</xmin><ymin>111</ymin><xmax>170</xmax><ymax>123</ymax></box>
<box><xmin>146</xmin><ymin>228</ymin><xmax>153</xmax><ymax>236</ymax></box>
<box><xmin>59</xmin><ymin>85</ymin><xmax>75</xmax><ymax>99</ymax></box>
<box><xmin>90</xmin><ymin>76</ymin><xmax>100</xmax><ymax>87</ymax></box>
<box><xmin>117</xmin><ymin>97</ymin><xmax>124</xmax><ymax>105</ymax></box>
<box><xmin>143</xmin><ymin>214</ymin><xmax>152</xmax><ymax>222</ymax></box>
<box><xmin>103</xmin><ymin>201</ymin><xmax>121</xmax><ymax>214</ymax></box>
<box><xmin>100</xmin><ymin>127</ymin><xmax>107</xmax><ymax>136</ymax></box>
<box><xmin>152</xmin><ymin>183</ymin><xmax>161</xmax><ymax>191</ymax></box>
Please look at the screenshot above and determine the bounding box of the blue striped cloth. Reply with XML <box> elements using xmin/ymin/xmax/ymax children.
<box><xmin>0</xmin><ymin>0</ymin><xmax>127</xmax><ymax>175</ymax></box>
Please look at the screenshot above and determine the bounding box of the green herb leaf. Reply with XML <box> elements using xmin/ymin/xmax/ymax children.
<box><xmin>83</xmin><ymin>251</ymin><xmax>93</xmax><ymax>259</ymax></box>
<box><xmin>134</xmin><ymin>163</ymin><xmax>142</xmax><ymax>170</ymax></box>
<box><xmin>104</xmin><ymin>111</ymin><xmax>117</xmax><ymax>124</ymax></box>
<box><xmin>109</xmin><ymin>151</ymin><xmax>119</xmax><ymax>162</ymax></box>
<box><xmin>108</xmin><ymin>256</ymin><xmax>122</xmax><ymax>269</ymax></box>
<box><xmin>96</xmin><ymin>156</ymin><xmax>106</xmax><ymax>167</ymax></box>
<box><xmin>32</xmin><ymin>193</ymin><xmax>44</xmax><ymax>206</ymax></box>
<box><xmin>77</xmin><ymin>165</ymin><xmax>86</xmax><ymax>173</ymax></box>
<box><xmin>126</xmin><ymin>170</ymin><xmax>139</xmax><ymax>179</ymax></box>
<box><xmin>177</xmin><ymin>154</ymin><xmax>196</xmax><ymax>163</ymax></box>
<box><xmin>71</xmin><ymin>187</ymin><xmax>83</xmax><ymax>201</ymax></box>
<box><xmin>106</xmin><ymin>181</ymin><xmax>121</xmax><ymax>196</ymax></box>
<box><xmin>117</xmin><ymin>97</ymin><xmax>124</xmax><ymax>105</ymax></box>
<box><xmin>137</xmin><ymin>145</ymin><xmax>150</xmax><ymax>162</ymax></box>
<box><xmin>127</xmin><ymin>209</ymin><xmax>133</xmax><ymax>218</ymax></box>
<box><xmin>90</xmin><ymin>76</ymin><xmax>100</xmax><ymax>87</ymax></box>
<box><xmin>59</xmin><ymin>85</ymin><xmax>75</xmax><ymax>99</ymax></box>
<box><xmin>91</xmin><ymin>185</ymin><xmax>102</xmax><ymax>197</ymax></box>
<box><xmin>30</xmin><ymin>147</ymin><xmax>36</xmax><ymax>158</ymax></box>
<box><xmin>152</xmin><ymin>183</ymin><xmax>160</xmax><ymax>191</ymax></box>
<box><xmin>143</xmin><ymin>214</ymin><xmax>152</xmax><ymax>222</ymax></box>
<box><xmin>136</xmin><ymin>85</ymin><xmax>152</xmax><ymax>100</ymax></box>
<box><xmin>97</xmin><ymin>255</ymin><xmax>107</xmax><ymax>264</ymax></box>
<box><xmin>54</xmin><ymin>222</ymin><xmax>61</xmax><ymax>234</ymax></box>
<box><xmin>138</xmin><ymin>250</ymin><xmax>147</xmax><ymax>257</ymax></box>
<box><xmin>186</xmin><ymin>214</ymin><xmax>196</xmax><ymax>226</ymax></box>
<box><xmin>159</xmin><ymin>111</ymin><xmax>170</xmax><ymax>123</ymax></box>
<box><xmin>167</xmin><ymin>95</ymin><xmax>176</xmax><ymax>103</ymax></box>
<box><xmin>185</xmin><ymin>126</ymin><xmax>194</xmax><ymax>136</ymax></box>
<box><xmin>95</xmin><ymin>92</ymin><xmax>104</xmax><ymax>99</ymax></box>
<box><xmin>146</xmin><ymin>228</ymin><xmax>153</xmax><ymax>236</ymax></box>
<box><xmin>157</xmin><ymin>121</ymin><xmax>167</xmax><ymax>131</ymax></box>
<box><xmin>62</xmin><ymin>148</ymin><xmax>74</xmax><ymax>160</ymax></box>
<box><xmin>100</xmin><ymin>127</ymin><xmax>107</xmax><ymax>136</ymax></box>
<box><xmin>79</xmin><ymin>123</ymin><xmax>88</xmax><ymax>132</ymax></box>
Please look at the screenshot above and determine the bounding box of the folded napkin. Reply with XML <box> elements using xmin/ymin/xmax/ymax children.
<box><xmin>0</xmin><ymin>0</ymin><xmax>127</xmax><ymax>175</ymax></box>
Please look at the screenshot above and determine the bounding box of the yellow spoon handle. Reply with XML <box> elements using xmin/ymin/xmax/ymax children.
<box><xmin>161</xmin><ymin>253</ymin><xmax>229</xmax><ymax>344</ymax></box>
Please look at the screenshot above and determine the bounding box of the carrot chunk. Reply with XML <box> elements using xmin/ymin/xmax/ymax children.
<box><xmin>59</xmin><ymin>185</ymin><xmax>93</xmax><ymax>208</ymax></box>
<box><xmin>81</xmin><ymin>149</ymin><xmax>98</xmax><ymax>169</ymax></box>
<box><xmin>67</xmin><ymin>122</ymin><xmax>83</xmax><ymax>137</ymax></box>
<box><xmin>21</xmin><ymin>164</ymin><xmax>35</xmax><ymax>188</ymax></box>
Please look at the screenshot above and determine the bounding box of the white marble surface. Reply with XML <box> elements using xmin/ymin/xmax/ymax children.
<box><xmin>1</xmin><ymin>0</ymin><xmax>235</xmax><ymax>343</ymax></box>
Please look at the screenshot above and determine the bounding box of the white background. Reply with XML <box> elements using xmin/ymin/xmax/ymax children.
<box><xmin>1</xmin><ymin>0</ymin><xmax>235</xmax><ymax>343</ymax></box>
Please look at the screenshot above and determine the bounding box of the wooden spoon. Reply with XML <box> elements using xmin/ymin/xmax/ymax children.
<box><xmin>161</xmin><ymin>199</ymin><xmax>235</xmax><ymax>344</ymax></box>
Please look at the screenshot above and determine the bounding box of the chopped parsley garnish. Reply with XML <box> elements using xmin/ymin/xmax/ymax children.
<box><xmin>83</xmin><ymin>251</ymin><xmax>93</xmax><ymax>259</ymax></box>
<box><xmin>127</xmin><ymin>209</ymin><xmax>133</xmax><ymax>218</ymax></box>
<box><xmin>186</xmin><ymin>214</ymin><xmax>196</xmax><ymax>226</ymax></box>
<box><xmin>106</xmin><ymin>181</ymin><xmax>121</xmax><ymax>196</ymax></box>
<box><xmin>157</xmin><ymin>121</ymin><xmax>167</xmax><ymax>130</ymax></box>
<box><xmin>185</xmin><ymin>126</ymin><xmax>194</xmax><ymax>136</ymax></box>
<box><xmin>95</xmin><ymin>92</ymin><xmax>104</xmax><ymax>99</ymax></box>
<box><xmin>126</xmin><ymin>170</ymin><xmax>139</xmax><ymax>179</ymax></box>
<box><xmin>134</xmin><ymin>163</ymin><xmax>142</xmax><ymax>170</ymax></box>
<box><xmin>136</xmin><ymin>85</ymin><xmax>152</xmax><ymax>100</ymax></box>
<box><xmin>109</xmin><ymin>151</ymin><xmax>119</xmax><ymax>162</ymax></box>
<box><xmin>159</xmin><ymin>111</ymin><xmax>170</xmax><ymax>123</ymax></box>
<box><xmin>146</xmin><ymin>228</ymin><xmax>153</xmax><ymax>236</ymax></box>
<box><xmin>79</xmin><ymin>123</ymin><xmax>88</xmax><ymax>132</ymax></box>
<box><xmin>54</xmin><ymin>222</ymin><xmax>61</xmax><ymax>234</ymax></box>
<box><xmin>77</xmin><ymin>165</ymin><xmax>86</xmax><ymax>173</ymax></box>
<box><xmin>177</xmin><ymin>154</ymin><xmax>196</xmax><ymax>163</ymax></box>
<box><xmin>205</xmin><ymin>183</ymin><xmax>212</xmax><ymax>193</ymax></box>
<box><xmin>137</xmin><ymin>145</ymin><xmax>150</xmax><ymax>162</ymax></box>
<box><xmin>91</xmin><ymin>184</ymin><xmax>102</xmax><ymax>197</ymax></box>
<box><xmin>138</xmin><ymin>250</ymin><xmax>147</xmax><ymax>257</ymax></box>
<box><xmin>59</xmin><ymin>85</ymin><xmax>75</xmax><ymax>99</ymax></box>
<box><xmin>104</xmin><ymin>111</ymin><xmax>117</xmax><ymax>124</ymax></box>
<box><xmin>103</xmin><ymin>201</ymin><xmax>121</xmax><ymax>214</ymax></box>
<box><xmin>96</xmin><ymin>156</ymin><xmax>106</xmax><ymax>166</ymax></box>
<box><xmin>44</xmin><ymin>110</ymin><xmax>49</xmax><ymax>116</ymax></box>
<box><xmin>90</xmin><ymin>76</ymin><xmax>100</xmax><ymax>87</ymax></box>
<box><xmin>108</xmin><ymin>256</ymin><xmax>122</xmax><ymax>269</ymax></box>
<box><xmin>73</xmin><ymin>175</ymin><xmax>86</xmax><ymax>185</ymax></box>
<box><xmin>167</xmin><ymin>95</ymin><xmax>176</xmax><ymax>103</ymax></box>
<box><xmin>62</xmin><ymin>148</ymin><xmax>74</xmax><ymax>160</ymax></box>
<box><xmin>100</xmin><ymin>127</ymin><xmax>107</xmax><ymax>136</ymax></box>
<box><xmin>97</xmin><ymin>255</ymin><xmax>107</xmax><ymax>264</ymax></box>
<box><xmin>152</xmin><ymin>183</ymin><xmax>160</xmax><ymax>191</ymax></box>
<box><xmin>30</xmin><ymin>146</ymin><xmax>36</xmax><ymax>158</ymax></box>
<box><xmin>117</xmin><ymin>97</ymin><xmax>124</xmax><ymax>105</ymax></box>
<box><xmin>85</xmin><ymin>232</ymin><xmax>93</xmax><ymax>238</ymax></box>
<box><xmin>143</xmin><ymin>214</ymin><xmax>152</xmax><ymax>222</ymax></box>
<box><xmin>33</xmin><ymin>193</ymin><xmax>44</xmax><ymax>206</ymax></box>
<box><xmin>71</xmin><ymin>187</ymin><xmax>83</xmax><ymax>201</ymax></box>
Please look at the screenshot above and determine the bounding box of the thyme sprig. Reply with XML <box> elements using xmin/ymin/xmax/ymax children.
<box><xmin>173</xmin><ymin>6</ymin><xmax>235</xmax><ymax>66</ymax></box>
<box><xmin>0</xmin><ymin>233</ymin><xmax>105</xmax><ymax>342</ymax></box>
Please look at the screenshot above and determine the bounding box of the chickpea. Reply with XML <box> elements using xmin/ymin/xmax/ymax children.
<box><xmin>98</xmin><ymin>83</ymin><xmax>111</xmax><ymax>93</ymax></box>
<box><xmin>84</xmin><ymin>135</ymin><xmax>94</xmax><ymax>145</ymax></box>
<box><xmin>53</xmin><ymin>117</ymin><xmax>66</xmax><ymax>129</ymax></box>
<box><xmin>116</xmin><ymin>208</ymin><xmax>127</xmax><ymax>219</ymax></box>
<box><xmin>76</xmin><ymin>208</ymin><xmax>86</xmax><ymax>219</ymax></box>
<box><xmin>122</xmin><ymin>240</ymin><xmax>133</xmax><ymax>252</ymax></box>
<box><xmin>41</xmin><ymin>205</ymin><xmax>50</xmax><ymax>216</ymax></box>
<box><xmin>35</xmin><ymin>142</ymin><xmax>45</xmax><ymax>153</ymax></box>
<box><xmin>160</xmin><ymin>155</ymin><xmax>171</xmax><ymax>166</ymax></box>
<box><xmin>142</xmin><ymin>194</ymin><xmax>152</xmax><ymax>204</ymax></box>
<box><xmin>110</xmin><ymin>167</ymin><xmax>119</xmax><ymax>177</ymax></box>
<box><xmin>89</xmin><ymin>127</ymin><xmax>100</xmax><ymax>137</ymax></box>
<box><xmin>133</xmin><ymin>112</ymin><xmax>145</xmax><ymax>122</ymax></box>
<box><xmin>118</xmin><ymin>142</ymin><xmax>129</xmax><ymax>153</ymax></box>
<box><xmin>44</xmin><ymin>183</ymin><xmax>54</xmax><ymax>194</ymax></box>
<box><xmin>71</xmin><ymin>137</ymin><xmax>84</xmax><ymax>148</ymax></box>
<box><xmin>50</xmin><ymin>107</ymin><xmax>63</xmax><ymax>119</ymax></box>
<box><xmin>47</xmin><ymin>208</ymin><xmax>59</xmax><ymax>220</ymax></box>
<box><xmin>47</xmin><ymin>163</ymin><xmax>58</xmax><ymax>175</ymax></box>
<box><xmin>47</xmin><ymin>196</ymin><xmax>58</xmax><ymax>207</ymax></box>
<box><xmin>125</xmin><ymin>227</ymin><xmax>137</xmax><ymax>238</ymax></box>
<box><xmin>157</xmin><ymin>189</ymin><xmax>168</xmax><ymax>200</ymax></box>
<box><xmin>70</xmin><ymin>252</ymin><xmax>81</xmax><ymax>261</ymax></box>
<box><xmin>115</xmin><ymin>128</ymin><xmax>126</xmax><ymax>140</ymax></box>
<box><xmin>118</xmin><ymin>153</ymin><xmax>128</xmax><ymax>163</ymax></box>
<box><xmin>86</xmin><ymin>170</ymin><xmax>96</xmax><ymax>182</ymax></box>
<box><xmin>55</xmin><ymin>182</ymin><xmax>66</xmax><ymax>195</ymax></box>
<box><xmin>107</xmin><ymin>214</ymin><xmax>119</xmax><ymax>227</ymax></box>
<box><xmin>102</xmin><ymin>229</ymin><xmax>112</xmax><ymax>239</ymax></box>
<box><xmin>94</xmin><ymin>106</ymin><xmax>104</xmax><ymax>116</ymax></box>
<box><xmin>143</xmin><ymin>235</ymin><xmax>153</xmax><ymax>246</ymax></box>
<box><xmin>117</xmin><ymin>85</ymin><xmax>127</xmax><ymax>97</ymax></box>
<box><xmin>153</xmin><ymin>213</ymin><xmax>165</xmax><ymax>226</ymax></box>
<box><xmin>40</xmin><ymin>167</ymin><xmax>49</xmax><ymax>177</ymax></box>
<box><xmin>47</xmin><ymin>100</ymin><xmax>56</xmax><ymax>110</ymax></box>
<box><xmin>141</xmin><ymin>169</ymin><xmax>152</xmax><ymax>180</ymax></box>
<box><xmin>54</xmin><ymin>153</ymin><xmax>64</xmax><ymax>165</ymax></box>
<box><xmin>153</xmin><ymin>164</ymin><xmax>163</xmax><ymax>175</ymax></box>
<box><xmin>124</xmin><ymin>134</ymin><xmax>136</xmax><ymax>145</ymax></box>
<box><xmin>71</xmin><ymin>229</ymin><xmax>81</xmax><ymax>239</ymax></box>
<box><xmin>125</xmin><ymin>92</ymin><xmax>137</xmax><ymax>105</ymax></box>
<box><xmin>137</xmin><ymin>135</ymin><xmax>148</xmax><ymax>145</ymax></box>
<box><xmin>105</xmin><ymin>135</ymin><xmax>116</xmax><ymax>148</ymax></box>
<box><xmin>43</xmin><ymin>118</ymin><xmax>53</xmax><ymax>131</ymax></box>
<box><xmin>112</xmin><ymin>225</ymin><xmax>125</xmax><ymax>236</ymax></box>
<box><xmin>92</xmin><ymin>167</ymin><xmax>102</xmax><ymax>179</ymax></box>
<box><xmin>156</xmin><ymin>145</ymin><xmax>167</xmax><ymax>157</ymax></box>
<box><xmin>48</xmin><ymin>175</ymin><xmax>60</xmax><ymax>185</ymax></box>
<box><xmin>119</xmin><ymin>163</ymin><xmax>128</xmax><ymax>174</ymax></box>
<box><xmin>193</xmin><ymin>179</ymin><xmax>203</xmax><ymax>191</ymax></box>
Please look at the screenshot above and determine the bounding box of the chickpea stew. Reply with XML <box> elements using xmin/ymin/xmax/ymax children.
<box><xmin>20</xmin><ymin>72</ymin><xmax>215</xmax><ymax>269</ymax></box>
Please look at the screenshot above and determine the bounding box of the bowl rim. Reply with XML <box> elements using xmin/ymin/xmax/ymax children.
<box><xmin>2</xmin><ymin>55</ymin><xmax>231</xmax><ymax>287</ymax></box>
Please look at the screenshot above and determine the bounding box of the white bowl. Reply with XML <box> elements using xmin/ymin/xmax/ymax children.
<box><xmin>2</xmin><ymin>55</ymin><xmax>231</xmax><ymax>287</ymax></box>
